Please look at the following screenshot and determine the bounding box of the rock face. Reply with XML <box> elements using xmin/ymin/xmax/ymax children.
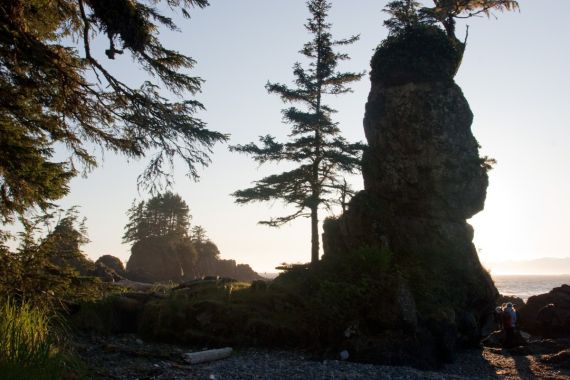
<box><xmin>322</xmin><ymin>26</ymin><xmax>497</xmax><ymax>368</ymax></box>
<box><xmin>362</xmin><ymin>82</ymin><xmax>487</xmax><ymax>220</ymax></box>
<box><xmin>519</xmin><ymin>285</ymin><xmax>570</xmax><ymax>338</ymax></box>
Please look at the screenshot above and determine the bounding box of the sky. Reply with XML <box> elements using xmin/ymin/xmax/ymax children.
<box><xmin>46</xmin><ymin>0</ymin><xmax>570</xmax><ymax>274</ymax></box>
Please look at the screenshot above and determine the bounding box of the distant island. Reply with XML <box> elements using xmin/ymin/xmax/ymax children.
<box><xmin>485</xmin><ymin>257</ymin><xmax>570</xmax><ymax>275</ymax></box>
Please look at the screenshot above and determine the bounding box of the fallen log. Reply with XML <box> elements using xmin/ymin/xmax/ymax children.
<box><xmin>182</xmin><ymin>347</ymin><xmax>233</xmax><ymax>364</ymax></box>
<box><xmin>115</xmin><ymin>279</ymin><xmax>154</xmax><ymax>291</ymax></box>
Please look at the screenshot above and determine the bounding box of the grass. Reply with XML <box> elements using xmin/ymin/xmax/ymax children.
<box><xmin>0</xmin><ymin>298</ymin><xmax>79</xmax><ymax>380</ymax></box>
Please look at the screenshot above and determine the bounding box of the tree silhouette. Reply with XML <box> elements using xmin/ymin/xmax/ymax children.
<box><xmin>193</xmin><ymin>240</ymin><xmax>221</xmax><ymax>277</ymax></box>
<box><xmin>423</xmin><ymin>0</ymin><xmax>519</xmax><ymax>38</ymax></box>
<box><xmin>191</xmin><ymin>225</ymin><xmax>208</xmax><ymax>243</ymax></box>
<box><xmin>0</xmin><ymin>0</ymin><xmax>228</xmax><ymax>223</ymax></box>
<box><xmin>123</xmin><ymin>192</ymin><xmax>191</xmax><ymax>244</ymax></box>
<box><xmin>384</xmin><ymin>0</ymin><xmax>434</xmax><ymax>34</ymax></box>
<box><xmin>231</xmin><ymin>0</ymin><xmax>365</xmax><ymax>264</ymax></box>
<box><xmin>384</xmin><ymin>0</ymin><xmax>519</xmax><ymax>38</ymax></box>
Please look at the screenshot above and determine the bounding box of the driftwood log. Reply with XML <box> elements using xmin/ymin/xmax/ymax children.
<box><xmin>183</xmin><ymin>347</ymin><xmax>233</xmax><ymax>364</ymax></box>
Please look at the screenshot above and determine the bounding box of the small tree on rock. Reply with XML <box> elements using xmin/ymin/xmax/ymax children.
<box><xmin>123</xmin><ymin>192</ymin><xmax>191</xmax><ymax>244</ymax></box>
<box><xmin>426</xmin><ymin>0</ymin><xmax>519</xmax><ymax>39</ymax></box>
<box><xmin>123</xmin><ymin>192</ymin><xmax>196</xmax><ymax>282</ymax></box>
<box><xmin>385</xmin><ymin>0</ymin><xmax>519</xmax><ymax>39</ymax></box>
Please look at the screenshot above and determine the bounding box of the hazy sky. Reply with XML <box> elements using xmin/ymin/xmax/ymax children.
<box><xmin>52</xmin><ymin>0</ymin><xmax>569</xmax><ymax>273</ymax></box>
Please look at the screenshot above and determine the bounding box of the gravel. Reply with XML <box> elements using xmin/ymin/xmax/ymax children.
<box><xmin>74</xmin><ymin>334</ymin><xmax>570</xmax><ymax>379</ymax></box>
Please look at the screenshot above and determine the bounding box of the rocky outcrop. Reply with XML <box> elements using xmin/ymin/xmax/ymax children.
<box><xmin>126</xmin><ymin>237</ymin><xmax>195</xmax><ymax>283</ymax></box>
<box><xmin>126</xmin><ymin>237</ymin><xmax>262</xmax><ymax>283</ymax></box>
<box><xmin>322</xmin><ymin>26</ymin><xmax>497</xmax><ymax>368</ymax></box>
<box><xmin>207</xmin><ymin>260</ymin><xmax>263</xmax><ymax>282</ymax></box>
<box><xmin>96</xmin><ymin>255</ymin><xmax>126</xmax><ymax>277</ymax></box>
<box><xmin>519</xmin><ymin>285</ymin><xmax>570</xmax><ymax>338</ymax></box>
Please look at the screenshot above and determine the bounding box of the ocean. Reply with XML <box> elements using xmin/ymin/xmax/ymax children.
<box><xmin>492</xmin><ymin>274</ymin><xmax>570</xmax><ymax>301</ymax></box>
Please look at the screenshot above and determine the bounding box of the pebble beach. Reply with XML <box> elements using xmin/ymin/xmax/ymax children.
<box><xmin>76</xmin><ymin>334</ymin><xmax>570</xmax><ymax>379</ymax></box>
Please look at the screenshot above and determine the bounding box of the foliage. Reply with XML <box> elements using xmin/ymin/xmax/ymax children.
<box><xmin>192</xmin><ymin>240</ymin><xmax>221</xmax><ymax>277</ymax></box>
<box><xmin>0</xmin><ymin>0</ymin><xmax>228</xmax><ymax>224</ymax></box>
<box><xmin>371</xmin><ymin>23</ymin><xmax>464</xmax><ymax>85</ymax></box>
<box><xmin>425</xmin><ymin>0</ymin><xmax>519</xmax><ymax>38</ymax></box>
<box><xmin>0</xmin><ymin>208</ymin><xmax>105</xmax><ymax>308</ymax></box>
<box><xmin>480</xmin><ymin>155</ymin><xmax>497</xmax><ymax>171</ymax></box>
<box><xmin>74</xmin><ymin>246</ymin><xmax>403</xmax><ymax>353</ymax></box>
<box><xmin>384</xmin><ymin>0</ymin><xmax>519</xmax><ymax>39</ymax></box>
<box><xmin>266</xmin><ymin>246</ymin><xmax>398</xmax><ymax>344</ymax></box>
<box><xmin>74</xmin><ymin>245</ymin><xmax>493</xmax><ymax>365</ymax></box>
<box><xmin>379</xmin><ymin>1</ymin><xmax>519</xmax><ymax>81</ymax></box>
<box><xmin>0</xmin><ymin>298</ymin><xmax>52</xmax><ymax>368</ymax></box>
<box><xmin>231</xmin><ymin>0</ymin><xmax>365</xmax><ymax>263</ymax></box>
<box><xmin>384</xmin><ymin>0</ymin><xmax>435</xmax><ymax>34</ymax></box>
<box><xmin>96</xmin><ymin>255</ymin><xmax>126</xmax><ymax>275</ymax></box>
<box><xmin>0</xmin><ymin>298</ymin><xmax>80</xmax><ymax>379</ymax></box>
<box><xmin>190</xmin><ymin>225</ymin><xmax>208</xmax><ymax>243</ymax></box>
<box><xmin>132</xmin><ymin>279</ymin><xmax>310</xmax><ymax>347</ymax></box>
<box><xmin>277</xmin><ymin>245</ymin><xmax>394</xmax><ymax>291</ymax></box>
<box><xmin>123</xmin><ymin>192</ymin><xmax>191</xmax><ymax>244</ymax></box>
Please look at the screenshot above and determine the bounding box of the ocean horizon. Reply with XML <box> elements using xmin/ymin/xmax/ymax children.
<box><xmin>492</xmin><ymin>274</ymin><xmax>570</xmax><ymax>301</ymax></box>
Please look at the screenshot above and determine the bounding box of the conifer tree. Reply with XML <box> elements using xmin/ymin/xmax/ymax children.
<box><xmin>0</xmin><ymin>0</ymin><xmax>228</xmax><ymax>223</ymax></box>
<box><xmin>191</xmin><ymin>225</ymin><xmax>208</xmax><ymax>243</ymax></box>
<box><xmin>123</xmin><ymin>192</ymin><xmax>191</xmax><ymax>244</ymax></box>
<box><xmin>231</xmin><ymin>0</ymin><xmax>365</xmax><ymax>264</ymax></box>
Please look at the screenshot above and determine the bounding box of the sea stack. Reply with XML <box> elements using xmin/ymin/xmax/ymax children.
<box><xmin>323</xmin><ymin>25</ymin><xmax>498</xmax><ymax>367</ymax></box>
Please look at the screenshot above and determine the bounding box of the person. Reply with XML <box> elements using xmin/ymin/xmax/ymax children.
<box><xmin>494</xmin><ymin>306</ymin><xmax>503</xmax><ymax>330</ymax></box>
<box><xmin>502</xmin><ymin>303</ymin><xmax>517</xmax><ymax>347</ymax></box>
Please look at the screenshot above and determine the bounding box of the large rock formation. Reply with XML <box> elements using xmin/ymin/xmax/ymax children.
<box><xmin>322</xmin><ymin>26</ymin><xmax>498</xmax><ymax>368</ymax></box>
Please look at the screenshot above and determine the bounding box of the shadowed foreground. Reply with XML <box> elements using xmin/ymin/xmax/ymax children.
<box><xmin>74</xmin><ymin>333</ymin><xmax>570</xmax><ymax>379</ymax></box>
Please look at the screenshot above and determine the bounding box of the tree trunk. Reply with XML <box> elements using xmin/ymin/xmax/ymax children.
<box><xmin>443</xmin><ymin>16</ymin><xmax>456</xmax><ymax>39</ymax></box>
<box><xmin>310</xmin><ymin>205</ymin><xmax>319</xmax><ymax>264</ymax></box>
